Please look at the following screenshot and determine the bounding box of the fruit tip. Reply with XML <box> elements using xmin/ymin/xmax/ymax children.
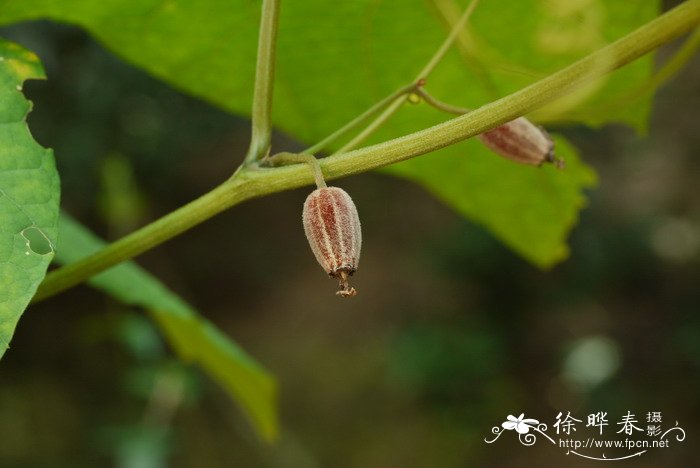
<box><xmin>336</xmin><ymin>270</ymin><xmax>357</xmax><ymax>298</ymax></box>
<box><xmin>544</xmin><ymin>145</ymin><xmax>565</xmax><ymax>170</ymax></box>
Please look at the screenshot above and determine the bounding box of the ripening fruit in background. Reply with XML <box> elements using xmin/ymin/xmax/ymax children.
<box><xmin>302</xmin><ymin>187</ymin><xmax>362</xmax><ymax>297</ymax></box>
<box><xmin>478</xmin><ymin>117</ymin><xmax>564</xmax><ymax>168</ymax></box>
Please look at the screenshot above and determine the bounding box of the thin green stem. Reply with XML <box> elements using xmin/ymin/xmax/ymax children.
<box><xmin>264</xmin><ymin>152</ymin><xmax>326</xmax><ymax>188</ymax></box>
<box><xmin>34</xmin><ymin>0</ymin><xmax>700</xmax><ymax>303</ymax></box>
<box><xmin>303</xmin><ymin>0</ymin><xmax>479</xmax><ymax>156</ymax></box>
<box><xmin>570</xmin><ymin>25</ymin><xmax>700</xmax><ymax>119</ymax></box>
<box><xmin>643</xmin><ymin>26</ymin><xmax>700</xmax><ymax>93</ymax></box>
<box><xmin>243</xmin><ymin>0</ymin><xmax>281</xmax><ymax>165</ymax></box>
<box><xmin>333</xmin><ymin>95</ymin><xmax>408</xmax><ymax>154</ymax></box>
<box><xmin>430</xmin><ymin>0</ymin><xmax>498</xmax><ymax>97</ymax></box>
<box><xmin>417</xmin><ymin>88</ymin><xmax>470</xmax><ymax>115</ymax></box>
<box><xmin>303</xmin><ymin>84</ymin><xmax>417</xmax><ymax>155</ymax></box>
<box><xmin>416</xmin><ymin>0</ymin><xmax>480</xmax><ymax>80</ymax></box>
<box><xmin>331</xmin><ymin>0</ymin><xmax>479</xmax><ymax>154</ymax></box>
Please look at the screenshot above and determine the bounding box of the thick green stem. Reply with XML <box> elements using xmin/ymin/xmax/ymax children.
<box><xmin>33</xmin><ymin>176</ymin><xmax>252</xmax><ymax>302</ymax></box>
<box><xmin>243</xmin><ymin>0</ymin><xmax>281</xmax><ymax>164</ymax></box>
<box><xmin>34</xmin><ymin>0</ymin><xmax>700</xmax><ymax>303</ymax></box>
<box><xmin>265</xmin><ymin>152</ymin><xmax>326</xmax><ymax>188</ymax></box>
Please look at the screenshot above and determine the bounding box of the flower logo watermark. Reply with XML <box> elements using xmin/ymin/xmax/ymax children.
<box><xmin>501</xmin><ymin>413</ymin><xmax>539</xmax><ymax>434</ymax></box>
<box><xmin>484</xmin><ymin>410</ymin><xmax>686</xmax><ymax>461</ymax></box>
<box><xmin>486</xmin><ymin>413</ymin><xmax>555</xmax><ymax>447</ymax></box>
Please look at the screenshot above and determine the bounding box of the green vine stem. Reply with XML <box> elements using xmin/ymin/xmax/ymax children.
<box><xmin>243</xmin><ymin>0</ymin><xmax>280</xmax><ymax>165</ymax></box>
<box><xmin>264</xmin><ymin>152</ymin><xmax>327</xmax><ymax>188</ymax></box>
<box><xmin>33</xmin><ymin>0</ymin><xmax>700</xmax><ymax>303</ymax></box>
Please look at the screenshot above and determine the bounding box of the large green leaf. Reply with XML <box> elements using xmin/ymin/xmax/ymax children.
<box><xmin>0</xmin><ymin>0</ymin><xmax>658</xmax><ymax>266</ymax></box>
<box><xmin>0</xmin><ymin>39</ymin><xmax>59</xmax><ymax>357</ymax></box>
<box><xmin>54</xmin><ymin>213</ymin><xmax>278</xmax><ymax>441</ymax></box>
<box><xmin>0</xmin><ymin>0</ymin><xmax>657</xmax><ymax>130</ymax></box>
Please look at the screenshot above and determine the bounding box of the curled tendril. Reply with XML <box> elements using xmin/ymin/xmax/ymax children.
<box><xmin>484</xmin><ymin>426</ymin><xmax>504</xmax><ymax>443</ymax></box>
<box><xmin>519</xmin><ymin>432</ymin><xmax>537</xmax><ymax>446</ymax></box>
<box><xmin>485</xmin><ymin>421</ymin><xmax>556</xmax><ymax>446</ymax></box>
<box><xmin>659</xmin><ymin>423</ymin><xmax>686</xmax><ymax>442</ymax></box>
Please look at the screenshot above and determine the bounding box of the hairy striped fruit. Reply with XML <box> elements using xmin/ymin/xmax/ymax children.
<box><xmin>303</xmin><ymin>187</ymin><xmax>362</xmax><ymax>297</ymax></box>
<box><xmin>479</xmin><ymin>117</ymin><xmax>564</xmax><ymax>168</ymax></box>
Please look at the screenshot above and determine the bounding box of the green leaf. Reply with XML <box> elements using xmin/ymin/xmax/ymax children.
<box><xmin>384</xmin><ymin>133</ymin><xmax>597</xmax><ymax>267</ymax></box>
<box><xmin>54</xmin><ymin>213</ymin><xmax>278</xmax><ymax>441</ymax></box>
<box><xmin>0</xmin><ymin>1</ymin><xmax>658</xmax><ymax>266</ymax></box>
<box><xmin>0</xmin><ymin>38</ymin><xmax>59</xmax><ymax>357</ymax></box>
<box><xmin>0</xmin><ymin>0</ymin><xmax>658</xmax><ymax>130</ymax></box>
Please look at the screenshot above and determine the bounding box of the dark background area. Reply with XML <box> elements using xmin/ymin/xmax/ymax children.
<box><xmin>1</xmin><ymin>11</ymin><xmax>698</xmax><ymax>468</ymax></box>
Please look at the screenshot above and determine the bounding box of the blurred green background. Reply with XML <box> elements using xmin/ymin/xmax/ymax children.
<box><xmin>1</xmin><ymin>5</ymin><xmax>699</xmax><ymax>468</ymax></box>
